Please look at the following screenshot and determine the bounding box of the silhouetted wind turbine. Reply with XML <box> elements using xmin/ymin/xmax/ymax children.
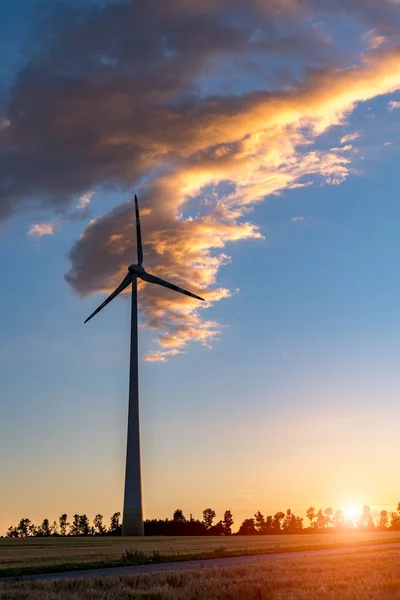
<box><xmin>84</xmin><ymin>195</ymin><xmax>204</xmax><ymax>536</ymax></box>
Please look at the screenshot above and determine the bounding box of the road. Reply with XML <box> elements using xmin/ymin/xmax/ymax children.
<box><xmin>2</xmin><ymin>542</ymin><xmax>400</xmax><ymax>582</ymax></box>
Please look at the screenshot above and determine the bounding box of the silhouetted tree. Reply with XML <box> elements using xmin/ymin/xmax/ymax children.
<box><xmin>79</xmin><ymin>515</ymin><xmax>90</xmax><ymax>536</ymax></box>
<box><xmin>209</xmin><ymin>520</ymin><xmax>226</xmax><ymax>535</ymax></box>
<box><xmin>282</xmin><ymin>509</ymin><xmax>303</xmax><ymax>534</ymax></box>
<box><xmin>296</xmin><ymin>516</ymin><xmax>304</xmax><ymax>531</ymax></box>
<box><xmin>6</xmin><ymin>526</ymin><xmax>18</xmax><ymax>538</ymax></box>
<box><xmin>306</xmin><ymin>507</ymin><xmax>316</xmax><ymax>530</ymax></box>
<box><xmin>109</xmin><ymin>512</ymin><xmax>121</xmax><ymax>535</ymax></box>
<box><xmin>173</xmin><ymin>509</ymin><xmax>186</xmax><ymax>522</ymax></box>
<box><xmin>254</xmin><ymin>511</ymin><xmax>265</xmax><ymax>533</ymax></box>
<box><xmin>358</xmin><ymin>506</ymin><xmax>374</xmax><ymax>530</ymax></box>
<box><xmin>16</xmin><ymin>518</ymin><xmax>32</xmax><ymax>538</ymax></box>
<box><xmin>379</xmin><ymin>510</ymin><xmax>388</xmax><ymax>531</ymax></box>
<box><xmin>332</xmin><ymin>509</ymin><xmax>344</xmax><ymax>531</ymax></box>
<box><xmin>263</xmin><ymin>515</ymin><xmax>274</xmax><ymax>534</ymax></box>
<box><xmin>38</xmin><ymin>519</ymin><xmax>52</xmax><ymax>537</ymax></box>
<box><xmin>393</xmin><ymin>502</ymin><xmax>400</xmax><ymax>531</ymax></box>
<box><xmin>202</xmin><ymin>508</ymin><xmax>216</xmax><ymax>530</ymax></box>
<box><xmin>94</xmin><ymin>514</ymin><xmax>106</xmax><ymax>535</ymax></box>
<box><xmin>272</xmin><ymin>512</ymin><xmax>285</xmax><ymax>534</ymax></box>
<box><xmin>59</xmin><ymin>514</ymin><xmax>69</xmax><ymax>536</ymax></box>
<box><xmin>222</xmin><ymin>510</ymin><xmax>234</xmax><ymax>535</ymax></box>
<box><xmin>282</xmin><ymin>509</ymin><xmax>292</xmax><ymax>533</ymax></box>
<box><xmin>324</xmin><ymin>508</ymin><xmax>333</xmax><ymax>529</ymax></box>
<box><xmin>237</xmin><ymin>518</ymin><xmax>257</xmax><ymax>535</ymax></box>
<box><xmin>390</xmin><ymin>506</ymin><xmax>400</xmax><ymax>531</ymax></box>
<box><xmin>316</xmin><ymin>509</ymin><xmax>327</xmax><ymax>531</ymax></box>
<box><xmin>70</xmin><ymin>514</ymin><xmax>81</xmax><ymax>536</ymax></box>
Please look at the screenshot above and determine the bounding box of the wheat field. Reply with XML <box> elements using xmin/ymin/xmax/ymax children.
<box><xmin>1</xmin><ymin>550</ymin><xmax>400</xmax><ymax>599</ymax></box>
<box><xmin>1</xmin><ymin>531</ymin><xmax>399</xmax><ymax>574</ymax></box>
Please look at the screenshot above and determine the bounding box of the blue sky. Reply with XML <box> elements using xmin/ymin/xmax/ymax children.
<box><xmin>2</xmin><ymin>0</ymin><xmax>400</xmax><ymax>533</ymax></box>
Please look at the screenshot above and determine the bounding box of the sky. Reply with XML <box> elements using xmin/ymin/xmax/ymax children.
<box><xmin>2</xmin><ymin>0</ymin><xmax>400</xmax><ymax>534</ymax></box>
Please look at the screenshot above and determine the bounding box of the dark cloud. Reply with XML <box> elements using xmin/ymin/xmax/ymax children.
<box><xmin>0</xmin><ymin>0</ymin><xmax>336</xmax><ymax>220</ymax></box>
<box><xmin>2</xmin><ymin>0</ymin><xmax>400</xmax><ymax>357</ymax></box>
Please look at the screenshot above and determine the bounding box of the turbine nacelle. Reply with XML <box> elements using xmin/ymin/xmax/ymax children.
<box><xmin>128</xmin><ymin>264</ymin><xmax>145</xmax><ymax>276</ymax></box>
<box><xmin>84</xmin><ymin>194</ymin><xmax>205</xmax><ymax>325</ymax></box>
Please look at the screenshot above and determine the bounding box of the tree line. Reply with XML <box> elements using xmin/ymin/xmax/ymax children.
<box><xmin>5</xmin><ymin>512</ymin><xmax>123</xmax><ymax>538</ymax></box>
<box><xmin>239</xmin><ymin>504</ymin><xmax>400</xmax><ymax>535</ymax></box>
<box><xmin>4</xmin><ymin>503</ymin><xmax>400</xmax><ymax>537</ymax></box>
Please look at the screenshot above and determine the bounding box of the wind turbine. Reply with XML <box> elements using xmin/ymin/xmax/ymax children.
<box><xmin>84</xmin><ymin>195</ymin><xmax>204</xmax><ymax>536</ymax></box>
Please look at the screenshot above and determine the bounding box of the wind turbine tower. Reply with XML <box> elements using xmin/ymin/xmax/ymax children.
<box><xmin>84</xmin><ymin>196</ymin><xmax>204</xmax><ymax>536</ymax></box>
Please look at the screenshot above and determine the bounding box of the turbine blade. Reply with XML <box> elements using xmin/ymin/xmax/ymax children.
<box><xmin>135</xmin><ymin>194</ymin><xmax>143</xmax><ymax>266</ymax></box>
<box><xmin>141</xmin><ymin>271</ymin><xmax>205</xmax><ymax>301</ymax></box>
<box><xmin>84</xmin><ymin>273</ymin><xmax>132</xmax><ymax>323</ymax></box>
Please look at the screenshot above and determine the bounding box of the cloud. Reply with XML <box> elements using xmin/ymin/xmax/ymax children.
<box><xmin>144</xmin><ymin>349</ymin><xmax>183</xmax><ymax>363</ymax></box>
<box><xmin>3</xmin><ymin>1</ymin><xmax>400</xmax><ymax>358</ymax></box>
<box><xmin>363</xmin><ymin>29</ymin><xmax>388</xmax><ymax>50</ymax></box>
<box><xmin>27</xmin><ymin>222</ymin><xmax>58</xmax><ymax>238</ymax></box>
<box><xmin>77</xmin><ymin>191</ymin><xmax>94</xmax><ymax>211</ymax></box>
<box><xmin>388</xmin><ymin>100</ymin><xmax>400</xmax><ymax>110</ymax></box>
<box><xmin>340</xmin><ymin>132</ymin><xmax>361</xmax><ymax>144</ymax></box>
<box><xmin>64</xmin><ymin>191</ymin><xmax>96</xmax><ymax>222</ymax></box>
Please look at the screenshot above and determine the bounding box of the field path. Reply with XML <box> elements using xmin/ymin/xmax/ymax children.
<box><xmin>2</xmin><ymin>542</ymin><xmax>400</xmax><ymax>582</ymax></box>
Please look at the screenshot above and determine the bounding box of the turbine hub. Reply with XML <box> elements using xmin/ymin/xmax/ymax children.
<box><xmin>128</xmin><ymin>264</ymin><xmax>145</xmax><ymax>276</ymax></box>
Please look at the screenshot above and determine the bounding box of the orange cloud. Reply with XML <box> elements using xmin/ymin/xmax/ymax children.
<box><xmin>28</xmin><ymin>222</ymin><xmax>58</xmax><ymax>238</ymax></box>
<box><xmin>144</xmin><ymin>349</ymin><xmax>183</xmax><ymax>363</ymax></box>
<box><xmin>340</xmin><ymin>132</ymin><xmax>361</xmax><ymax>144</ymax></box>
<box><xmin>388</xmin><ymin>100</ymin><xmax>400</xmax><ymax>110</ymax></box>
<box><xmin>66</xmin><ymin>47</ymin><xmax>400</xmax><ymax>359</ymax></box>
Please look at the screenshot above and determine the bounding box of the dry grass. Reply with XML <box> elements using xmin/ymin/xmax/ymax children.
<box><xmin>2</xmin><ymin>550</ymin><xmax>400</xmax><ymax>599</ymax></box>
<box><xmin>1</xmin><ymin>532</ymin><xmax>400</xmax><ymax>575</ymax></box>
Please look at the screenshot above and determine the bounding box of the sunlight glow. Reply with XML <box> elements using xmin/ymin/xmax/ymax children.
<box><xmin>342</xmin><ymin>504</ymin><xmax>363</xmax><ymax>523</ymax></box>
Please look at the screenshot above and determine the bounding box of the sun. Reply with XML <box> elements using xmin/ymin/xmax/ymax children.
<box><xmin>342</xmin><ymin>504</ymin><xmax>363</xmax><ymax>522</ymax></box>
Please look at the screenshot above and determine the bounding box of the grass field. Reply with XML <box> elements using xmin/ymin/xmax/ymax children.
<box><xmin>1</xmin><ymin>531</ymin><xmax>400</xmax><ymax>577</ymax></box>
<box><xmin>1</xmin><ymin>550</ymin><xmax>400</xmax><ymax>599</ymax></box>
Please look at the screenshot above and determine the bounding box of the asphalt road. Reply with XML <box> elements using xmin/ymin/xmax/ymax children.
<box><xmin>2</xmin><ymin>542</ymin><xmax>400</xmax><ymax>582</ymax></box>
